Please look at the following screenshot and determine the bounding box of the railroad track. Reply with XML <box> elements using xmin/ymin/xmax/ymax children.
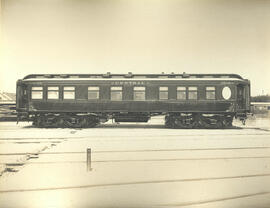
<box><xmin>1</xmin><ymin>146</ymin><xmax>270</xmax><ymax>155</ymax></box>
<box><xmin>1</xmin><ymin>173</ymin><xmax>270</xmax><ymax>194</ymax></box>
<box><xmin>1</xmin><ymin>146</ymin><xmax>270</xmax><ymax>174</ymax></box>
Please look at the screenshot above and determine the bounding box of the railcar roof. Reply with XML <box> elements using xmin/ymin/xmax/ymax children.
<box><xmin>23</xmin><ymin>73</ymin><xmax>244</xmax><ymax>80</ymax></box>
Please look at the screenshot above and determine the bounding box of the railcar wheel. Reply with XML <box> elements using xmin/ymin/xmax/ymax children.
<box><xmin>192</xmin><ymin>114</ymin><xmax>203</xmax><ymax>129</ymax></box>
<box><xmin>173</xmin><ymin>118</ymin><xmax>185</xmax><ymax>129</ymax></box>
<box><xmin>223</xmin><ymin>116</ymin><xmax>233</xmax><ymax>128</ymax></box>
<box><xmin>87</xmin><ymin>121</ymin><xmax>98</xmax><ymax>128</ymax></box>
<box><xmin>216</xmin><ymin>120</ymin><xmax>224</xmax><ymax>129</ymax></box>
<box><xmin>36</xmin><ymin>116</ymin><xmax>45</xmax><ymax>127</ymax></box>
<box><xmin>165</xmin><ymin>116</ymin><xmax>172</xmax><ymax>128</ymax></box>
<box><xmin>164</xmin><ymin>115</ymin><xmax>179</xmax><ymax>128</ymax></box>
<box><xmin>181</xmin><ymin>121</ymin><xmax>194</xmax><ymax>129</ymax></box>
<box><xmin>200</xmin><ymin>117</ymin><xmax>212</xmax><ymax>129</ymax></box>
<box><xmin>55</xmin><ymin>117</ymin><xmax>65</xmax><ymax>128</ymax></box>
<box><xmin>87</xmin><ymin>116</ymin><xmax>99</xmax><ymax>128</ymax></box>
<box><xmin>63</xmin><ymin>119</ymin><xmax>73</xmax><ymax>128</ymax></box>
<box><xmin>79</xmin><ymin>117</ymin><xmax>88</xmax><ymax>128</ymax></box>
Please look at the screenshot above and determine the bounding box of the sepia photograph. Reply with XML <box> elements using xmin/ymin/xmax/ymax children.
<box><xmin>0</xmin><ymin>0</ymin><xmax>270</xmax><ymax>207</ymax></box>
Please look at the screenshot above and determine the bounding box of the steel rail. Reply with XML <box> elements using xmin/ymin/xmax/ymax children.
<box><xmin>0</xmin><ymin>173</ymin><xmax>269</xmax><ymax>193</ymax></box>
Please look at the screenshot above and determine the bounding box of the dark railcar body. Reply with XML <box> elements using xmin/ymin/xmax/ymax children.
<box><xmin>16</xmin><ymin>73</ymin><xmax>250</xmax><ymax>128</ymax></box>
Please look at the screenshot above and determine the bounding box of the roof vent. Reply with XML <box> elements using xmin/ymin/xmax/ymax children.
<box><xmin>124</xmin><ymin>72</ymin><xmax>133</xmax><ymax>78</ymax></box>
<box><xmin>182</xmin><ymin>72</ymin><xmax>190</xmax><ymax>78</ymax></box>
<box><xmin>44</xmin><ymin>74</ymin><xmax>53</xmax><ymax>78</ymax></box>
<box><xmin>169</xmin><ymin>72</ymin><xmax>175</xmax><ymax>78</ymax></box>
<box><xmin>60</xmin><ymin>74</ymin><xmax>68</xmax><ymax>78</ymax></box>
<box><xmin>102</xmin><ymin>72</ymin><xmax>111</xmax><ymax>78</ymax></box>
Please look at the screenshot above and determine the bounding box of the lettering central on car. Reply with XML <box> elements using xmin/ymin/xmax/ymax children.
<box><xmin>111</xmin><ymin>81</ymin><xmax>146</xmax><ymax>85</ymax></box>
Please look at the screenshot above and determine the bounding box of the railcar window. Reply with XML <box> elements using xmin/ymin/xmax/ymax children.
<box><xmin>222</xmin><ymin>87</ymin><xmax>231</xmax><ymax>100</ymax></box>
<box><xmin>88</xmin><ymin>86</ymin><xmax>99</xmax><ymax>99</ymax></box>
<box><xmin>188</xmin><ymin>87</ymin><xmax>197</xmax><ymax>100</ymax></box>
<box><xmin>63</xmin><ymin>86</ymin><xmax>75</xmax><ymax>99</ymax></box>
<box><xmin>206</xmin><ymin>86</ymin><xmax>216</xmax><ymax>99</ymax></box>
<box><xmin>177</xmin><ymin>87</ymin><xmax>186</xmax><ymax>100</ymax></box>
<box><xmin>111</xmin><ymin>86</ymin><xmax>122</xmax><ymax>100</ymax></box>
<box><xmin>47</xmin><ymin>86</ymin><xmax>59</xmax><ymax>99</ymax></box>
<box><xmin>159</xmin><ymin>87</ymin><xmax>168</xmax><ymax>100</ymax></box>
<box><xmin>31</xmin><ymin>86</ymin><xmax>43</xmax><ymax>99</ymax></box>
<box><xmin>134</xmin><ymin>86</ymin><xmax>145</xmax><ymax>100</ymax></box>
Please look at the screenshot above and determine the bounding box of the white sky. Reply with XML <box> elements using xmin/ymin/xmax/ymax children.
<box><xmin>0</xmin><ymin>0</ymin><xmax>270</xmax><ymax>95</ymax></box>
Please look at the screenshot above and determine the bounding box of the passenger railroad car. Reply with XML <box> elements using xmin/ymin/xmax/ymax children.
<box><xmin>16</xmin><ymin>73</ymin><xmax>250</xmax><ymax>128</ymax></box>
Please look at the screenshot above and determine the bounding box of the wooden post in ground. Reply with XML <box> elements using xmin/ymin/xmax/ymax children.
<box><xmin>87</xmin><ymin>148</ymin><xmax>92</xmax><ymax>171</ymax></box>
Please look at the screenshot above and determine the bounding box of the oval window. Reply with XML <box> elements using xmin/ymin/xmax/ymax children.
<box><xmin>222</xmin><ymin>87</ymin><xmax>231</xmax><ymax>100</ymax></box>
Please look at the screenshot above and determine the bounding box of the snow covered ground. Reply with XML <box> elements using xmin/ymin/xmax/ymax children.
<box><xmin>0</xmin><ymin>117</ymin><xmax>269</xmax><ymax>208</ymax></box>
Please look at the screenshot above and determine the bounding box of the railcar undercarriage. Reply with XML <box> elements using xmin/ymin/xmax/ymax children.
<box><xmin>165</xmin><ymin>113</ymin><xmax>234</xmax><ymax>129</ymax></box>
<box><xmin>31</xmin><ymin>113</ymin><xmax>103</xmax><ymax>128</ymax></box>
<box><xmin>26</xmin><ymin>112</ymin><xmax>237</xmax><ymax>129</ymax></box>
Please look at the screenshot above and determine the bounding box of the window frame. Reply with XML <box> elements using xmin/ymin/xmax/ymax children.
<box><xmin>88</xmin><ymin>86</ymin><xmax>100</xmax><ymax>100</ymax></box>
<box><xmin>188</xmin><ymin>86</ymin><xmax>198</xmax><ymax>100</ymax></box>
<box><xmin>110</xmin><ymin>86</ymin><xmax>123</xmax><ymax>101</ymax></box>
<box><xmin>159</xmin><ymin>86</ymin><xmax>168</xmax><ymax>100</ymax></box>
<box><xmin>206</xmin><ymin>86</ymin><xmax>216</xmax><ymax>100</ymax></box>
<box><xmin>63</xmin><ymin>86</ymin><xmax>75</xmax><ymax>100</ymax></box>
<box><xmin>47</xmin><ymin>86</ymin><xmax>59</xmax><ymax>100</ymax></box>
<box><xmin>31</xmin><ymin>86</ymin><xmax>43</xmax><ymax>100</ymax></box>
<box><xmin>133</xmin><ymin>86</ymin><xmax>146</xmax><ymax>101</ymax></box>
<box><xmin>177</xmin><ymin>86</ymin><xmax>187</xmax><ymax>100</ymax></box>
